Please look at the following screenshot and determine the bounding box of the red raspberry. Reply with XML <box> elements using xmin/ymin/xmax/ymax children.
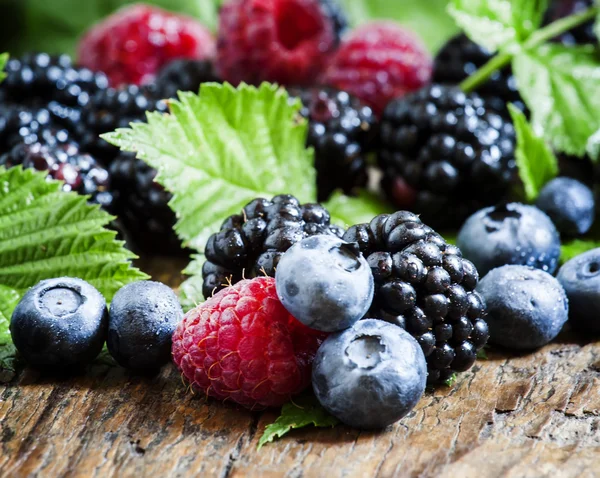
<box><xmin>322</xmin><ymin>22</ymin><xmax>432</xmax><ymax>115</ymax></box>
<box><xmin>77</xmin><ymin>5</ymin><xmax>216</xmax><ymax>87</ymax></box>
<box><xmin>216</xmin><ymin>0</ymin><xmax>338</xmax><ymax>86</ymax></box>
<box><xmin>172</xmin><ymin>277</ymin><xmax>326</xmax><ymax>409</ymax></box>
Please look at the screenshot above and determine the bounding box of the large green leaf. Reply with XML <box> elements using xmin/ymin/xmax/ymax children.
<box><xmin>0</xmin><ymin>166</ymin><xmax>148</xmax><ymax>344</ymax></box>
<box><xmin>513</xmin><ymin>44</ymin><xmax>600</xmax><ymax>157</ymax></box>
<box><xmin>448</xmin><ymin>0</ymin><xmax>547</xmax><ymax>53</ymax></box>
<box><xmin>104</xmin><ymin>82</ymin><xmax>317</xmax><ymax>252</ymax></box>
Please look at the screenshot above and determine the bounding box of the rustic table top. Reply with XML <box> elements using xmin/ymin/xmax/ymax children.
<box><xmin>1</xmin><ymin>257</ymin><xmax>600</xmax><ymax>478</ymax></box>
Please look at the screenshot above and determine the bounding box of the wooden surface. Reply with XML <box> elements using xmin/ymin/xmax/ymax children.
<box><xmin>1</xmin><ymin>257</ymin><xmax>600</xmax><ymax>478</ymax></box>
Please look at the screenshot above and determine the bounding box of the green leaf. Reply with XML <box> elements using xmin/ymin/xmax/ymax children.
<box><xmin>340</xmin><ymin>0</ymin><xmax>459</xmax><ymax>53</ymax></box>
<box><xmin>104</xmin><ymin>82</ymin><xmax>317</xmax><ymax>252</ymax></box>
<box><xmin>0</xmin><ymin>53</ymin><xmax>8</xmax><ymax>84</ymax></box>
<box><xmin>476</xmin><ymin>346</ymin><xmax>488</xmax><ymax>360</ymax></box>
<box><xmin>179</xmin><ymin>254</ymin><xmax>206</xmax><ymax>312</ymax></box>
<box><xmin>0</xmin><ymin>343</ymin><xmax>19</xmax><ymax>383</ymax></box>
<box><xmin>444</xmin><ymin>372</ymin><xmax>458</xmax><ymax>387</ymax></box>
<box><xmin>12</xmin><ymin>0</ymin><xmax>221</xmax><ymax>56</ymax></box>
<box><xmin>448</xmin><ymin>0</ymin><xmax>547</xmax><ymax>53</ymax></box>
<box><xmin>561</xmin><ymin>239</ymin><xmax>600</xmax><ymax>263</ymax></box>
<box><xmin>513</xmin><ymin>44</ymin><xmax>600</xmax><ymax>157</ymax></box>
<box><xmin>0</xmin><ymin>166</ymin><xmax>148</xmax><ymax>343</ymax></box>
<box><xmin>324</xmin><ymin>190</ymin><xmax>393</xmax><ymax>229</ymax></box>
<box><xmin>587</xmin><ymin>128</ymin><xmax>600</xmax><ymax>162</ymax></box>
<box><xmin>258</xmin><ymin>394</ymin><xmax>339</xmax><ymax>449</ymax></box>
<box><xmin>508</xmin><ymin>104</ymin><xmax>558</xmax><ymax>201</ymax></box>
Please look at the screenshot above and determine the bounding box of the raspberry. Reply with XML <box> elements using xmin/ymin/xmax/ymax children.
<box><xmin>433</xmin><ymin>34</ymin><xmax>525</xmax><ymax>115</ymax></box>
<box><xmin>172</xmin><ymin>277</ymin><xmax>326</xmax><ymax>409</ymax></box>
<box><xmin>287</xmin><ymin>86</ymin><xmax>377</xmax><ymax>201</ymax></box>
<box><xmin>216</xmin><ymin>0</ymin><xmax>340</xmax><ymax>86</ymax></box>
<box><xmin>343</xmin><ymin>211</ymin><xmax>489</xmax><ymax>384</ymax></box>
<box><xmin>378</xmin><ymin>84</ymin><xmax>516</xmax><ymax>229</ymax></box>
<box><xmin>202</xmin><ymin>194</ymin><xmax>344</xmax><ymax>299</ymax></box>
<box><xmin>322</xmin><ymin>22</ymin><xmax>432</xmax><ymax>115</ymax></box>
<box><xmin>77</xmin><ymin>4</ymin><xmax>216</xmax><ymax>87</ymax></box>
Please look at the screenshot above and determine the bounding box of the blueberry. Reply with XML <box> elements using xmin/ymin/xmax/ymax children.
<box><xmin>108</xmin><ymin>281</ymin><xmax>183</xmax><ymax>371</ymax></box>
<box><xmin>457</xmin><ymin>203</ymin><xmax>561</xmax><ymax>277</ymax></box>
<box><xmin>10</xmin><ymin>277</ymin><xmax>108</xmax><ymax>368</ymax></box>
<box><xmin>476</xmin><ymin>266</ymin><xmax>568</xmax><ymax>349</ymax></box>
<box><xmin>557</xmin><ymin>248</ymin><xmax>600</xmax><ymax>334</ymax></box>
<box><xmin>275</xmin><ymin>235</ymin><xmax>374</xmax><ymax>332</ymax></box>
<box><xmin>312</xmin><ymin>319</ymin><xmax>427</xmax><ymax>429</ymax></box>
<box><xmin>536</xmin><ymin>177</ymin><xmax>595</xmax><ymax>236</ymax></box>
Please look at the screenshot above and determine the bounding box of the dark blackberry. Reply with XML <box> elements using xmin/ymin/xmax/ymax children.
<box><xmin>0</xmin><ymin>141</ymin><xmax>113</xmax><ymax>208</ymax></box>
<box><xmin>155</xmin><ymin>59</ymin><xmax>220</xmax><ymax>99</ymax></box>
<box><xmin>319</xmin><ymin>0</ymin><xmax>349</xmax><ymax>44</ymax></box>
<box><xmin>343</xmin><ymin>211</ymin><xmax>488</xmax><ymax>384</ymax></box>
<box><xmin>546</xmin><ymin>0</ymin><xmax>596</xmax><ymax>45</ymax></box>
<box><xmin>0</xmin><ymin>52</ymin><xmax>108</xmax><ymax>108</ymax></box>
<box><xmin>288</xmin><ymin>87</ymin><xmax>376</xmax><ymax>201</ymax></box>
<box><xmin>109</xmin><ymin>152</ymin><xmax>181</xmax><ymax>254</ymax></box>
<box><xmin>378</xmin><ymin>84</ymin><xmax>516</xmax><ymax>229</ymax></box>
<box><xmin>77</xmin><ymin>84</ymin><xmax>168</xmax><ymax>163</ymax></box>
<box><xmin>433</xmin><ymin>34</ymin><xmax>524</xmax><ymax>114</ymax></box>
<box><xmin>202</xmin><ymin>195</ymin><xmax>344</xmax><ymax>298</ymax></box>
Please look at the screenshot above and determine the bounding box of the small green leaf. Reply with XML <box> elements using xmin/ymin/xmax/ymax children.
<box><xmin>587</xmin><ymin>128</ymin><xmax>600</xmax><ymax>162</ymax></box>
<box><xmin>324</xmin><ymin>190</ymin><xmax>394</xmax><ymax>229</ymax></box>
<box><xmin>0</xmin><ymin>343</ymin><xmax>19</xmax><ymax>383</ymax></box>
<box><xmin>179</xmin><ymin>254</ymin><xmax>206</xmax><ymax>312</ymax></box>
<box><xmin>448</xmin><ymin>0</ymin><xmax>547</xmax><ymax>53</ymax></box>
<box><xmin>513</xmin><ymin>44</ymin><xmax>600</xmax><ymax>157</ymax></box>
<box><xmin>104</xmin><ymin>82</ymin><xmax>317</xmax><ymax>252</ymax></box>
<box><xmin>0</xmin><ymin>166</ymin><xmax>148</xmax><ymax>343</ymax></box>
<box><xmin>258</xmin><ymin>394</ymin><xmax>339</xmax><ymax>449</ymax></box>
<box><xmin>561</xmin><ymin>239</ymin><xmax>600</xmax><ymax>263</ymax></box>
<box><xmin>444</xmin><ymin>372</ymin><xmax>458</xmax><ymax>387</ymax></box>
<box><xmin>476</xmin><ymin>347</ymin><xmax>488</xmax><ymax>360</ymax></box>
<box><xmin>508</xmin><ymin>104</ymin><xmax>558</xmax><ymax>201</ymax></box>
<box><xmin>0</xmin><ymin>53</ymin><xmax>8</xmax><ymax>83</ymax></box>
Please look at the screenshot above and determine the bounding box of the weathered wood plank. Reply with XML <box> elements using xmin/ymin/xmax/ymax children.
<box><xmin>1</xmin><ymin>257</ymin><xmax>599</xmax><ymax>477</ymax></box>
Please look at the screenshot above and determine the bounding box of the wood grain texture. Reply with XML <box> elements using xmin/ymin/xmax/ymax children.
<box><xmin>1</xmin><ymin>257</ymin><xmax>600</xmax><ymax>478</ymax></box>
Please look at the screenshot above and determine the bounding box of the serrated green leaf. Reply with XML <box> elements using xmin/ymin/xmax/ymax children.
<box><xmin>561</xmin><ymin>239</ymin><xmax>600</xmax><ymax>263</ymax></box>
<box><xmin>324</xmin><ymin>190</ymin><xmax>393</xmax><ymax>229</ymax></box>
<box><xmin>340</xmin><ymin>0</ymin><xmax>459</xmax><ymax>53</ymax></box>
<box><xmin>258</xmin><ymin>394</ymin><xmax>339</xmax><ymax>449</ymax></box>
<box><xmin>448</xmin><ymin>0</ymin><xmax>547</xmax><ymax>53</ymax></box>
<box><xmin>508</xmin><ymin>104</ymin><xmax>558</xmax><ymax>201</ymax></box>
<box><xmin>513</xmin><ymin>44</ymin><xmax>600</xmax><ymax>157</ymax></box>
<box><xmin>0</xmin><ymin>167</ymin><xmax>148</xmax><ymax>344</ymax></box>
<box><xmin>104</xmin><ymin>82</ymin><xmax>317</xmax><ymax>252</ymax></box>
<box><xmin>0</xmin><ymin>53</ymin><xmax>8</xmax><ymax>84</ymax></box>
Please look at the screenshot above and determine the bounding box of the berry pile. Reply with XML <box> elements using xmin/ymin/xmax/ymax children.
<box><xmin>378</xmin><ymin>85</ymin><xmax>517</xmax><ymax>228</ymax></box>
<box><xmin>202</xmin><ymin>195</ymin><xmax>344</xmax><ymax>298</ymax></box>
<box><xmin>343</xmin><ymin>212</ymin><xmax>489</xmax><ymax>384</ymax></box>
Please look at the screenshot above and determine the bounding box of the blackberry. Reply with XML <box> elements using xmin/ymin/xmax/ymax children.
<box><xmin>288</xmin><ymin>87</ymin><xmax>376</xmax><ymax>201</ymax></box>
<box><xmin>77</xmin><ymin>84</ymin><xmax>168</xmax><ymax>163</ymax></box>
<box><xmin>378</xmin><ymin>84</ymin><xmax>516</xmax><ymax>229</ymax></box>
<box><xmin>343</xmin><ymin>211</ymin><xmax>489</xmax><ymax>384</ymax></box>
<box><xmin>0</xmin><ymin>52</ymin><xmax>108</xmax><ymax>108</ymax></box>
<box><xmin>433</xmin><ymin>34</ymin><xmax>524</xmax><ymax>114</ymax></box>
<box><xmin>109</xmin><ymin>152</ymin><xmax>181</xmax><ymax>254</ymax></box>
<box><xmin>546</xmin><ymin>0</ymin><xmax>596</xmax><ymax>45</ymax></box>
<box><xmin>0</xmin><ymin>141</ymin><xmax>113</xmax><ymax>208</ymax></box>
<box><xmin>319</xmin><ymin>0</ymin><xmax>349</xmax><ymax>44</ymax></box>
<box><xmin>202</xmin><ymin>195</ymin><xmax>344</xmax><ymax>299</ymax></box>
<box><xmin>155</xmin><ymin>59</ymin><xmax>220</xmax><ymax>99</ymax></box>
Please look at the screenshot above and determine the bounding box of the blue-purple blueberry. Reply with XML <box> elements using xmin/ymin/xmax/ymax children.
<box><xmin>476</xmin><ymin>265</ymin><xmax>568</xmax><ymax>349</ymax></box>
<box><xmin>312</xmin><ymin>319</ymin><xmax>427</xmax><ymax>429</ymax></box>
<box><xmin>275</xmin><ymin>235</ymin><xmax>374</xmax><ymax>332</ymax></box>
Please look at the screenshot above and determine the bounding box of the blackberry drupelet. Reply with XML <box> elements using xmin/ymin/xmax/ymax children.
<box><xmin>0</xmin><ymin>141</ymin><xmax>113</xmax><ymax>207</ymax></box>
<box><xmin>202</xmin><ymin>195</ymin><xmax>344</xmax><ymax>299</ymax></box>
<box><xmin>155</xmin><ymin>59</ymin><xmax>220</xmax><ymax>99</ymax></box>
<box><xmin>0</xmin><ymin>53</ymin><xmax>108</xmax><ymax>109</ymax></box>
<box><xmin>433</xmin><ymin>34</ymin><xmax>524</xmax><ymax>114</ymax></box>
<box><xmin>379</xmin><ymin>84</ymin><xmax>516</xmax><ymax>229</ymax></box>
<box><xmin>77</xmin><ymin>84</ymin><xmax>168</xmax><ymax>162</ymax></box>
<box><xmin>546</xmin><ymin>0</ymin><xmax>596</xmax><ymax>45</ymax></box>
<box><xmin>288</xmin><ymin>87</ymin><xmax>376</xmax><ymax>201</ymax></box>
<box><xmin>109</xmin><ymin>152</ymin><xmax>181</xmax><ymax>254</ymax></box>
<box><xmin>343</xmin><ymin>211</ymin><xmax>489</xmax><ymax>384</ymax></box>
<box><xmin>319</xmin><ymin>0</ymin><xmax>349</xmax><ymax>44</ymax></box>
